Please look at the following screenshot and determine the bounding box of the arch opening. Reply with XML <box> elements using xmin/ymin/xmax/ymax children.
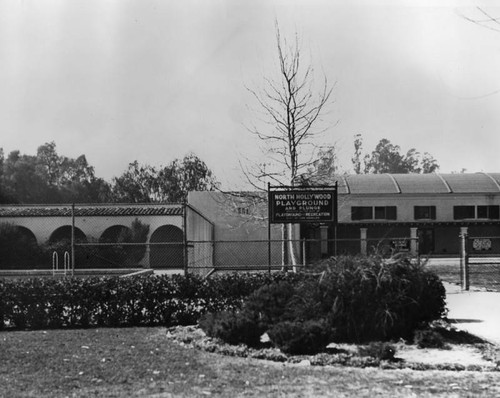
<box><xmin>150</xmin><ymin>225</ymin><xmax>184</xmax><ymax>269</ymax></box>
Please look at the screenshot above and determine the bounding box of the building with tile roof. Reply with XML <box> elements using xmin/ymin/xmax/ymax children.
<box><xmin>0</xmin><ymin>203</ymin><xmax>213</xmax><ymax>270</ymax></box>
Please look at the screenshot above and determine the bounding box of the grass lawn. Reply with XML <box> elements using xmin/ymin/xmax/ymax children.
<box><xmin>1</xmin><ymin>327</ymin><xmax>500</xmax><ymax>397</ymax></box>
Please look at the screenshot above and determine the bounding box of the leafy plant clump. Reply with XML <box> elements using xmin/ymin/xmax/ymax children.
<box><xmin>200</xmin><ymin>254</ymin><xmax>447</xmax><ymax>355</ymax></box>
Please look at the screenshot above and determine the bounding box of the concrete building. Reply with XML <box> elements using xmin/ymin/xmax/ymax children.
<box><xmin>0</xmin><ymin>203</ymin><xmax>213</xmax><ymax>269</ymax></box>
<box><xmin>188</xmin><ymin>173</ymin><xmax>500</xmax><ymax>265</ymax></box>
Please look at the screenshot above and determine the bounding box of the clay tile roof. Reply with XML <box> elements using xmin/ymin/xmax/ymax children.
<box><xmin>0</xmin><ymin>204</ymin><xmax>184</xmax><ymax>218</ymax></box>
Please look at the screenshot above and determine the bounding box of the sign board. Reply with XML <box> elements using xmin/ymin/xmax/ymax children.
<box><xmin>269</xmin><ymin>189</ymin><xmax>336</xmax><ymax>224</ymax></box>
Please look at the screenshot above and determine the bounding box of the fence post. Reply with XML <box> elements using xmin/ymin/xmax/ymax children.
<box><xmin>183</xmin><ymin>203</ymin><xmax>189</xmax><ymax>275</ymax></box>
<box><xmin>360</xmin><ymin>228</ymin><xmax>367</xmax><ymax>255</ymax></box>
<box><xmin>302</xmin><ymin>238</ymin><xmax>306</xmax><ymax>268</ymax></box>
<box><xmin>71</xmin><ymin>203</ymin><xmax>75</xmax><ymax>275</ymax></box>
<box><xmin>410</xmin><ymin>227</ymin><xmax>418</xmax><ymax>256</ymax></box>
<box><xmin>460</xmin><ymin>227</ymin><xmax>469</xmax><ymax>291</ymax></box>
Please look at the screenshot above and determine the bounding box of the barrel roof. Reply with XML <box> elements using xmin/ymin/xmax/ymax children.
<box><xmin>338</xmin><ymin>173</ymin><xmax>500</xmax><ymax>195</ymax></box>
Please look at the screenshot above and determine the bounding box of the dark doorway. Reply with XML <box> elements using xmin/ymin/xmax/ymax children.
<box><xmin>418</xmin><ymin>228</ymin><xmax>435</xmax><ymax>255</ymax></box>
<box><xmin>150</xmin><ymin>225</ymin><xmax>184</xmax><ymax>268</ymax></box>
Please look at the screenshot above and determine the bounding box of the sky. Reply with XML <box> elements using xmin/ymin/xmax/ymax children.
<box><xmin>1</xmin><ymin>0</ymin><xmax>500</xmax><ymax>189</ymax></box>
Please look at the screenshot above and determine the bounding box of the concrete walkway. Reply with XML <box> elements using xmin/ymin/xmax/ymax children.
<box><xmin>445</xmin><ymin>282</ymin><xmax>500</xmax><ymax>345</ymax></box>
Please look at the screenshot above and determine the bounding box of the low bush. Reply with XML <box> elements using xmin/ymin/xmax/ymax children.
<box><xmin>199</xmin><ymin>311</ymin><xmax>263</xmax><ymax>347</ymax></box>
<box><xmin>414</xmin><ymin>329</ymin><xmax>447</xmax><ymax>349</ymax></box>
<box><xmin>200</xmin><ymin>254</ymin><xmax>447</xmax><ymax>352</ymax></box>
<box><xmin>358</xmin><ymin>342</ymin><xmax>397</xmax><ymax>361</ymax></box>
<box><xmin>268</xmin><ymin>319</ymin><xmax>331</xmax><ymax>355</ymax></box>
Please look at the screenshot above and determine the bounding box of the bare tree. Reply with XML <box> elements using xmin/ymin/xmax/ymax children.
<box><xmin>242</xmin><ymin>22</ymin><xmax>335</xmax><ymax>268</ymax></box>
<box><xmin>244</xmin><ymin>22</ymin><xmax>335</xmax><ymax>188</ymax></box>
<box><xmin>460</xmin><ymin>7</ymin><xmax>500</xmax><ymax>33</ymax></box>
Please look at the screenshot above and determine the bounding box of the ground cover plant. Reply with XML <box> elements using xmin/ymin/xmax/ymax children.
<box><xmin>200</xmin><ymin>254</ymin><xmax>447</xmax><ymax>354</ymax></box>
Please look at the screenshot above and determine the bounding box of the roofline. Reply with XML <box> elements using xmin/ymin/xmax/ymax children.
<box><xmin>435</xmin><ymin>173</ymin><xmax>453</xmax><ymax>193</ymax></box>
<box><xmin>387</xmin><ymin>174</ymin><xmax>402</xmax><ymax>194</ymax></box>
<box><xmin>0</xmin><ymin>202</ymin><xmax>184</xmax><ymax>208</ymax></box>
<box><xmin>480</xmin><ymin>172</ymin><xmax>500</xmax><ymax>192</ymax></box>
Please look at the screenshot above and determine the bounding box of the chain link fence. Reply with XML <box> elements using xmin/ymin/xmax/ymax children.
<box><xmin>424</xmin><ymin>235</ymin><xmax>500</xmax><ymax>292</ymax></box>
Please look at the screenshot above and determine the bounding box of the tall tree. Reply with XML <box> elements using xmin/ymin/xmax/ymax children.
<box><xmin>352</xmin><ymin>135</ymin><xmax>439</xmax><ymax>174</ymax></box>
<box><xmin>245</xmin><ymin>22</ymin><xmax>334</xmax><ymax>188</ymax></box>
<box><xmin>461</xmin><ymin>7</ymin><xmax>500</xmax><ymax>33</ymax></box>
<box><xmin>111</xmin><ymin>153</ymin><xmax>218</xmax><ymax>203</ymax></box>
<box><xmin>244</xmin><ymin>22</ymin><xmax>335</xmax><ymax>268</ymax></box>
<box><xmin>0</xmin><ymin>142</ymin><xmax>112</xmax><ymax>203</ymax></box>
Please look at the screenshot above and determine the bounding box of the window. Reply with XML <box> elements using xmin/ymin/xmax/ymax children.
<box><xmin>351</xmin><ymin>206</ymin><xmax>373</xmax><ymax>220</ymax></box>
<box><xmin>453</xmin><ymin>206</ymin><xmax>475</xmax><ymax>220</ymax></box>
<box><xmin>414</xmin><ymin>206</ymin><xmax>436</xmax><ymax>220</ymax></box>
<box><xmin>375</xmin><ymin>206</ymin><xmax>397</xmax><ymax>220</ymax></box>
<box><xmin>477</xmin><ymin>205</ymin><xmax>500</xmax><ymax>220</ymax></box>
<box><xmin>352</xmin><ymin>206</ymin><xmax>396</xmax><ymax>221</ymax></box>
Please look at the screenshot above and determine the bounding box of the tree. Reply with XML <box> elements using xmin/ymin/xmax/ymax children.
<box><xmin>352</xmin><ymin>135</ymin><xmax>439</xmax><ymax>174</ymax></box>
<box><xmin>461</xmin><ymin>7</ymin><xmax>500</xmax><ymax>33</ymax></box>
<box><xmin>245</xmin><ymin>22</ymin><xmax>334</xmax><ymax>188</ymax></box>
<box><xmin>0</xmin><ymin>142</ymin><xmax>112</xmax><ymax>203</ymax></box>
<box><xmin>302</xmin><ymin>146</ymin><xmax>338</xmax><ymax>185</ymax></box>
<box><xmin>111</xmin><ymin>153</ymin><xmax>218</xmax><ymax>203</ymax></box>
<box><xmin>244</xmin><ymin>22</ymin><xmax>335</xmax><ymax>268</ymax></box>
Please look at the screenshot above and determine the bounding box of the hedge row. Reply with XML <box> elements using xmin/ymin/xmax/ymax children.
<box><xmin>0</xmin><ymin>272</ymin><xmax>303</xmax><ymax>330</ymax></box>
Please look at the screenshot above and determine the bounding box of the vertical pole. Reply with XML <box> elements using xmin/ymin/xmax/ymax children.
<box><xmin>183</xmin><ymin>203</ymin><xmax>188</xmax><ymax>275</ymax></box>
<box><xmin>268</xmin><ymin>182</ymin><xmax>271</xmax><ymax>274</ymax></box>
<box><xmin>460</xmin><ymin>228</ymin><xmax>469</xmax><ymax>291</ymax></box>
<box><xmin>302</xmin><ymin>238</ymin><xmax>306</xmax><ymax>268</ymax></box>
<box><xmin>360</xmin><ymin>228</ymin><xmax>368</xmax><ymax>255</ymax></box>
<box><xmin>410</xmin><ymin>227</ymin><xmax>418</xmax><ymax>256</ymax></box>
<box><xmin>334</xmin><ymin>225</ymin><xmax>337</xmax><ymax>257</ymax></box>
<box><xmin>334</xmin><ymin>181</ymin><xmax>338</xmax><ymax>257</ymax></box>
<box><xmin>71</xmin><ymin>203</ymin><xmax>75</xmax><ymax>276</ymax></box>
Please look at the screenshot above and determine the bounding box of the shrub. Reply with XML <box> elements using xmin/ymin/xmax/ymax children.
<box><xmin>358</xmin><ymin>342</ymin><xmax>397</xmax><ymax>361</ymax></box>
<box><xmin>242</xmin><ymin>281</ymin><xmax>298</xmax><ymax>327</ymax></box>
<box><xmin>314</xmin><ymin>254</ymin><xmax>446</xmax><ymax>342</ymax></box>
<box><xmin>199</xmin><ymin>311</ymin><xmax>263</xmax><ymax>347</ymax></box>
<box><xmin>414</xmin><ymin>329</ymin><xmax>446</xmax><ymax>349</ymax></box>
<box><xmin>268</xmin><ymin>319</ymin><xmax>331</xmax><ymax>355</ymax></box>
<box><xmin>200</xmin><ymin>253</ymin><xmax>447</xmax><ymax>351</ymax></box>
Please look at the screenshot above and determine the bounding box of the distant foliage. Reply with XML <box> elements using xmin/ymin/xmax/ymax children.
<box><xmin>352</xmin><ymin>135</ymin><xmax>439</xmax><ymax>174</ymax></box>
<box><xmin>0</xmin><ymin>142</ymin><xmax>217</xmax><ymax>204</ymax></box>
<box><xmin>200</xmin><ymin>254</ymin><xmax>447</xmax><ymax>354</ymax></box>
<box><xmin>0</xmin><ymin>142</ymin><xmax>112</xmax><ymax>204</ymax></box>
<box><xmin>111</xmin><ymin>153</ymin><xmax>218</xmax><ymax>203</ymax></box>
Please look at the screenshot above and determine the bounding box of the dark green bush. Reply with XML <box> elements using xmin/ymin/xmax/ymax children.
<box><xmin>200</xmin><ymin>254</ymin><xmax>447</xmax><ymax>351</ymax></box>
<box><xmin>315</xmin><ymin>254</ymin><xmax>446</xmax><ymax>342</ymax></box>
<box><xmin>358</xmin><ymin>342</ymin><xmax>397</xmax><ymax>361</ymax></box>
<box><xmin>414</xmin><ymin>329</ymin><xmax>446</xmax><ymax>349</ymax></box>
<box><xmin>268</xmin><ymin>319</ymin><xmax>330</xmax><ymax>355</ymax></box>
<box><xmin>243</xmin><ymin>281</ymin><xmax>298</xmax><ymax>327</ymax></box>
<box><xmin>199</xmin><ymin>311</ymin><xmax>263</xmax><ymax>347</ymax></box>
